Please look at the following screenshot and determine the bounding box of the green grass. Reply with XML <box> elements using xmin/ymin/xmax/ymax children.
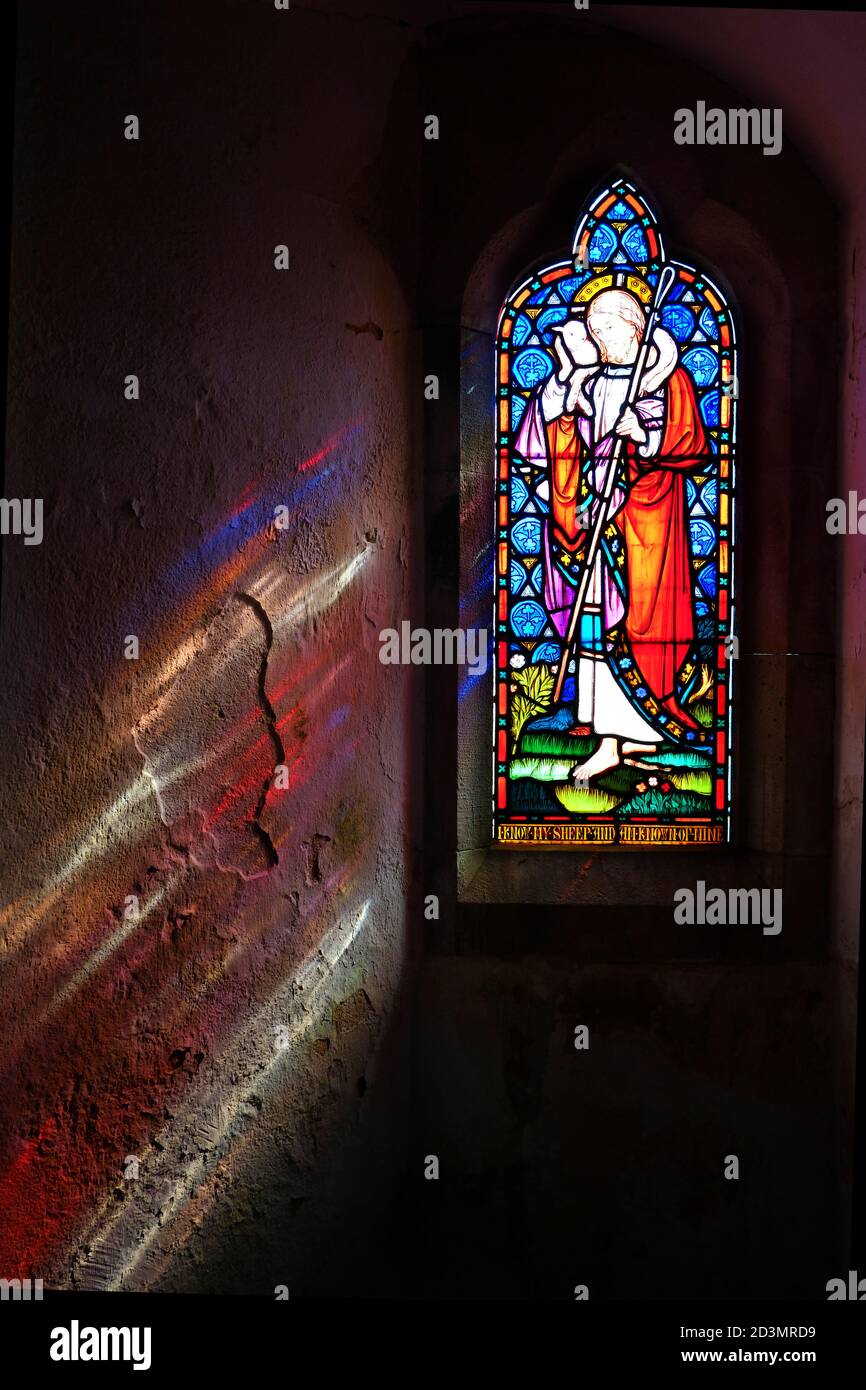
<box><xmin>595</xmin><ymin>764</ymin><xmax>637</xmax><ymax>796</ymax></box>
<box><xmin>670</xmin><ymin>768</ymin><xmax>713</xmax><ymax>796</ymax></box>
<box><xmin>554</xmin><ymin>784</ymin><xmax>620</xmax><ymax>814</ymax></box>
<box><xmin>616</xmin><ymin>787</ymin><xmax>710</xmax><ymax>816</ymax></box>
<box><xmin>521</xmin><ymin>730</ymin><xmax>597</xmax><ymax>758</ymax></box>
<box><xmin>510</xmin><ymin>756</ymin><xmax>576</xmax><ymax>782</ymax></box>
<box><xmin>691</xmin><ymin>700</ymin><xmax>714</xmax><ymax>728</ymax></box>
<box><xmin>640</xmin><ymin>745</ymin><xmax>712</xmax><ymax>769</ymax></box>
<box><xmin>520</xmin><ymin>729</ymin><xmax>712</xmax><ymax>770</ymax></box>
<box><xmin>512</xmin><ymin>752</ymin><xmax>639</xmax><ymax>799</ymax></box>
<box><xmin>510</xmin><ymin>726</ymin><xmax>713</xmax><ymax>821</ymax></box>
<box><xmin>510</xmin><ymin>778</ymin><xmax>560</xmax><ymax>812</ymax></box>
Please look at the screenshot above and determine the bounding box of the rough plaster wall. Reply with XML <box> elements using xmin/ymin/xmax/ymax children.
<box><xmin>0</xmin><ymin>1</ymin><xmax>420</xmax><ymax>1293</ymax></box>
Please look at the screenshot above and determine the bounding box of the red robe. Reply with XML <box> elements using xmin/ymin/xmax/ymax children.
<box><xmin>547</xmin><ymin>366</ymin><xmax>708</xmax><ymax>729</ymax></box>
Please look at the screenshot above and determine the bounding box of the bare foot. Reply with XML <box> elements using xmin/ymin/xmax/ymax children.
<box><xmin>572</xmin><ymin>735</ymin><xmax>620</xmax><ymax>784</ymax></box>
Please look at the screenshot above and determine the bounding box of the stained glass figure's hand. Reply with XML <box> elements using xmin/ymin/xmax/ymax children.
<box><xmin>615</xmin><ymin>406</ymin><xmax>647</xmax><ymax>445</ymax></box>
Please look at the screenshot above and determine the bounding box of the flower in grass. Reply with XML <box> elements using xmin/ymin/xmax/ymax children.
<box><xmin>510</xmin><ymin>653</ymin><xmax>526</xmax><ymax>669</ymax></box>
<box><xmin>661</xmin><ymin>781</ymin><xmax>672</xmax><ymax>793</ymax></box>
<box><xmin>648</xmin><ymin>776</ymin><xmax>658</xmax><ymax>787</ymax></box>
<box><xmin>636</xmin><ymin>782</ymin><xmax>647</xmax><ymax>794</ymax></box>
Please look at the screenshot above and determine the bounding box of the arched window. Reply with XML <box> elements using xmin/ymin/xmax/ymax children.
<box><xmin>493</xmin><ymin>177</ymin><xmax>737</xmax><ymax>849</ymax></box>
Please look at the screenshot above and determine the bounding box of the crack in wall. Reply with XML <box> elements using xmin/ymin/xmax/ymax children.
<box><xmin>236</xmin><ymin>590</ymin><xmax>284</xmax><ymax>872</ymax></box>
<box><xmin>132</xmin><ymin>593</ymin><xmax>286</xmax><ymax>880</ymax></box>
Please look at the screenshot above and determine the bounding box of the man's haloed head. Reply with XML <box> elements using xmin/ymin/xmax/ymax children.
<box><xmin>586</xmin><ymin>289</ymin><xmax>646</xmax><ymax>364</ymax></box>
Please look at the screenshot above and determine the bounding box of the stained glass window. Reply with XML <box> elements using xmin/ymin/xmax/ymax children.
<box><xmin>493</xmin><ymin>178</ymin><xmax>737</xmax><ymax>848</ymax></box>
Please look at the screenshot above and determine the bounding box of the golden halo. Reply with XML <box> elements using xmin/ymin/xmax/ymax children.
<box><xmin>574</xmin><ymin>272</ymin><xmax>653</xmax><ymax>306</ymax></box>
